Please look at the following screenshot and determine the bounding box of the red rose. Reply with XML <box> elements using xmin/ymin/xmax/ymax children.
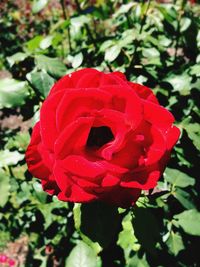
<box><xmin>26</xmin><ymin>68</ymin><xmax>180</xmax><ymax>207</ymax></box>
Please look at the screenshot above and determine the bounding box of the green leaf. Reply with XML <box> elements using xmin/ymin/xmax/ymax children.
<box><xmin>157</xmin><ymin>5</ymin><xmax>177</xmax><ymax>25</ymax></box>
<box><xmin>5</xmin><ymin>132</ymin><xmax>30</xmax><ymax>152</ymax></box>
<box><xmin>117</xmin><ymin>213</ymin><xmax>140</xmax><ymax>253</ymax></box>
<box><xmin>40</xmin><ymin>35</ymin><xmax>53</xmax><ymax>50</ymax></box>
<box><xmin>190</xmin><ymin>64</ymin><xmax>200</xmax><ymax>77</ymax></box>
<box><xmin>164</xmin><ymin>168</ymin><xmax>195</xmax><ymax>188</ymax></box>
<box><xmin>26</xmin><ymin>36</ymin><xmax>43</xmax><ymax>52</ymax></box>
<box><xmin>166</xmin><ymin>231</ymin><xmax>185</xmax><ymax>256</ymax></box>
<box><xmin>105</xmin><ymin>45</ymin><xmax>121</xmax><ymax>62</ymax></box>
<box><xmin>0</xmin><ymin>170</ymin><xmax>10</xmax><ymax>207</ymax></box>
<box><xmin>72</xmin><ymin>53</ymin><xmax>84</xmax><ymax>69</ymax></box>
<box><xmin>165</xmin><ymin>74</ymin><xmax>192</xmax><ymax>95</ymax></box>
<box><xmin>114</xmin><ymin>2</ymin><xmax>135</xmax><ymax>17</ymax></box>
<box><xmin>174</xmin><ymin>209</ymin><xmax>200</xmax><ymax>236</ymax></box>
<box><xmin>0</xmin><ymin>78</ymin><xmax>29</xmax><ymax>108</ymax></box>
<box><xmin>0</xmin><ymin>150</ymin><xmax>24</xmax><ymax>168</ymax></box>
<box><xmin>142</xmin><ymin>47</ymin><xmax>160</xmax><ymax>58</ymax></box>
<box><xmin>32</xmin><ymin>181</ymin><xmax>47</xmax><ymax>204</ymax></box>
<box><xmin>65</xmin><ymin>241</ymin><xmax>97</xmax><ymax>267</ymax></box>
<box><xmin>7</xmin><ymin>52</ymin><xmax>28</xmax><ymax>67</ymax></box>
<box><xmin>174</xmin><ymin>188</ymin><xmax>195</xmax><ymax>209</ymax></box>
<box><xmin>128</xmin><ymin>254</ymin><xmax>150</xmax><ymax>267</ymax></box>
<box><xmin>100</xmin><ymin>40</ymin><xmax>114</xmax><ymax>52</ymax></box>
<box><xmin>183</xmin><ymin>123</ymin><xmax>200</xmax><ymax>151</ymax></box>
<box><xmin>180</xmin><ymin>17</ymin><xmax>191</xmax><ymax>32</ymax></box>
<box><xmin>35</xmin><ymin>55</ymin><xmax>67</xmax><ymax>78</ymax></box>
<box><xmin>32</xmin><ymin>0</ymin><xmax>48</xmax><ymax>13</ymax></box>
<box><xmin>132</xmin><ymin>208</ymin><xmax>160</xmax><ymax>255</ymax></box>
<box><xmin>119</xmin><ymin>30</ymin><xmax>135</xmax><ymax>47</ymax></box>
<box><xmin>74</xmin><ymin>202</ymin><xmax>120</xmax><ymax>249</ymax></box>
<box><xmin>27</xmin><ymin>71</ymin><xmax>55</xmax><ymax>97</ymax></box>
<box><xmin>142</xmin><ymin>47</ymin><xmax>161</xmax><ymax>66</ymax></box>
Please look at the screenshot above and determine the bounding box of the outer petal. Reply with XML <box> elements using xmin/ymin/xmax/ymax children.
<box><xmin>143</xmin><ymin>100</ymin><xmax>175</xmax><ymax>132</ymax></box>
<box><xmin>59</xmin><ymin>156</ymin><xmax>106</xmax><ymax>180</ymax></box>
<box><xmin>41</xmin><ymin>174</ymin><xmax>60</xmax><ymax>195</ymax></box>
<box><xmin>165</xmin><ymin>126</ymin><xmax>180</xmax><ymax>150</ymax></box>
<box><xmin>25</xmin><ymin>122</ymin><xmax>50</xmax><ymax>179</ymax></box>
<box><xmin>54</xmin><ymin>162</ymin><xmax>97</xmax><ymax>202</ymax></box>
<box><xmin>121</xmin><ymin>167</ymin><xmax>161</xmax><ymax>190</ymax></box>
<box><xmin>49</xmin><ymin>68</ymin><xmax>100</xmax><ymax>96</ymax></box>
<box><xmin>128</xmin><ymin>82</ymin><xmax>159</xmax><ymax>104</ymax></box>
<box><xmin>40</xmin><ymin>91</ymin><xmax>64</xmax><ymax>151</ymax></box>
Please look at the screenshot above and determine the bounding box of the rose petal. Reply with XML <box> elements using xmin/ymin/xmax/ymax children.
<box><xmin>49</xmin><ymin>68</ymin><xmax>100</xmax><ymax>96</ymax></box>
<box><xmin>121</xmin><ymin>169</ymin><xmax>161</xmax><ymax>190</ymax></box>
<box><xmin>25</xmin><ymin>123</ymin><xmax>50</xmax><ymax>179</ymax></box>
<box><xmin>54</xmin><ymin>163</ymin><xmax>97</xmax><ymax>202</ymax></box>
<box><xmin>40</xmin><ymin>91</ymin><xmax>64</xmax><ymax>151</ymax></box>
<box><xmin>56</xmin><ymin>88</ymin><xmax>111</xmax><ymax>131</ymax></box>
<box><xmin>54</xmin><ymin>117</ymin><xmax>94</xmax><ymax>159</ymax></box>
<box><xmin>41</xmin><ymin>174</ymin><xmax>60</xmax><ymax>195</ymax></box>
<box><xmin>144</xmin><ymin>126</ymin><xmax>166</xmax><ymax>166</ymax></box>
<box><xmin>143</xmin><ymin>100</ymin><xmax>175</xmax><ymax>132</ymax></box>
<box><xmin>165</xmin><ymin>125</ymin><xmax>180</xmax><ymax>150</ymax></box>
<box><xmin>59</xmin><ymin>155</ymin><xmax>106</xmax><ymax>179</ymax></box>
<box><xmin>128</xmin><ymin>82</ymin><xmax>159</xmax><ymax>104</ymax></box>
<box><xmin>101</xmin><ymin>174</ymin><xmax>120</xmax><ymax>187</ymax></box>
<box><xmin>100</xmin><ymin>85</ymin><xmax>143</xmax><ymax>130</ymax></box>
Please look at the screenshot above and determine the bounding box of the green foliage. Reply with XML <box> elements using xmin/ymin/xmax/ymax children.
<box><xmin>164</xmin><ymin>168</ymin><xmax>195</xmax><ymax>188</ymax></box>
<box><xmin>65</xmin><ymin>241</ymin><xmax>98</xmax><ymax>267</ymax></box>
<box><xmin>0</xmin><ymin>78</ymin><xmax>29</xmax><ymax>108</ymax></box>
<box><xmin>0</xmin><ymin>170</ymin><xmax>10</xmax><ymax>207</ymax></box>
<box><xmin>35</xmin><ymin>55</ymin><xmax>67</xmax><ymax>78</ymax></box>
<box><xmin>32</xmin><ymin>0</ymin><xmax>49</xmax><ymax>14</ymax></box>
<box><xmin>174</xmin><ymin>210</ymin><xmax>200</xmax><ymax>236</ymax></box>
<box><xmin>0</xmin><ymin>0</ymin><xmax>200</xmax><ymax>266</ymax></box>
<box><xmin>27</xmin><ymin>71</ymin><xmax>55</xmax><ymax>98</ymax></box>
<box><xmin>166</xmin><ymin>231</ymin><xmax>185</xmax><ymax>256</ymax></box>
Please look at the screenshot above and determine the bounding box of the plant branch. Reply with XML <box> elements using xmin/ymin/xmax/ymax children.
<box><xmin>174</xmin><ymin>2</ymin><xmax>185</xmax><ymax>65</ymax></box>
<box><xmin>126</xmin><ymin>0</ymin><xmax>151</xmax><ymax>78</ymax></box>
<box><xmin>60</xmin><ymin>0</ymin><xmax>72</xmax><ymax>53</ymax></box>
<box><xmin>74</xmin><ymin>0</ymin><xmax>97</xmax><ymax>50</ymax></box>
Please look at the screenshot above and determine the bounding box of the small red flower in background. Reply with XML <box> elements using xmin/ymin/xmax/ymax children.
<box><xmin>0</xmin><ymin>254</ymin><xmax>8</xmax><ymax>263</ymax></box>
<box><xmin>0</xmin><ymin>254</ymin><xmax>16</xmax><ymax>266</ymax></box>
<box><xmin>26</xmin><ymin>69</ymin><xmax>180</xmax><ymax>207</ymax></box>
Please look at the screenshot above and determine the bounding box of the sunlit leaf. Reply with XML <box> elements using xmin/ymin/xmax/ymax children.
<box><xmin>174</xmin><ymin>188</ymin><xmax>195</xmax><ymax>209</ymax></box>
<box><xmin>174</xmin><ymin>209</ymin><xmax>200</xmax><ymax>236</ymax></box>
<box><xmin>32</xmin><ymin>0</ymin><xmax>48</xmax><ymax>13</ymax></box>
<box><xmin>0</xmin><ymin>78</ymin><xmax>29</xmax><ymax>108</ymax></box>
<box><xmin>35</xmin><ymin>55</ymin><xmax>67</xmax><ymax>78</ymax></box>
<box><xmin>27</xmin><ymin>71</ymin><xmax>55</xmax><ymax>97</ymax></box>
<box><xmin>7</xmin><ymin>52</ymin><xmax>28</xmax><ymax>67</ymax></box>
<box><xmin>0</xmin><ymin>170</ymin><xmax>10</xmax><ymax>207</ymax></box>
<box><xmin>65</xmin><ymin>241</ymin><xmax>97</xmax><ymax>267</ymax></box>
<box><xmin>164</xmin><ymin>168</ymin><xmax>195</xmax><ymax>188</ymax></box>
<box><xmin>165</xmin><ymin>74</ymin><xmax>192</xmax><ymax>95</ymax></box>
<box><xmin>72</xmin><ymin>52</ymin><xmax>83</xmax><ymax>69</ymax></box>
<box><xmin>105</xmin><ymin>45</ymin><xmax>121</xmax><ymax>62</ymax></box>
<box><xmin>40</xmin><ymin>35</ymin><xmax>53</xmax><ymax>49</ymax></box>
<box><xmin>166</xmin><ymin>231</ymin><xmax>185</xmax><ymax>256</ymax></box>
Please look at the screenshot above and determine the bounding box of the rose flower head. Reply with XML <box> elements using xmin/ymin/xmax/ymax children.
<box><xmin>26</xmin><ymin>68</ymin><xmax>180</xmax><ymax>207</ymax></box>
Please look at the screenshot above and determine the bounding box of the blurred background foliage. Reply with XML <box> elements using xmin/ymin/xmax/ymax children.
<box><xmin>0</xmin><ymin>0</ymin><xmax>200</xmax><ymax>266</ymax></box>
